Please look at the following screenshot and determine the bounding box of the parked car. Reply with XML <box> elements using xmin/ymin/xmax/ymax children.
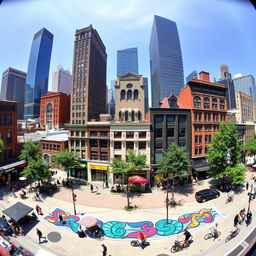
<box><xmin>0</xmin><ymin>218</ymin><xmax>12</xmax><ymax>236</ymax></box>
<box><xmin>195</xmin><ymin>189</ymin><xmax>220</xmax><ymax>203</ymax></box>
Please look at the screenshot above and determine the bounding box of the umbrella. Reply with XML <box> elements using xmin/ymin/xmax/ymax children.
<box><xmin>19</xmin><ymin>177</ymin><xmax>27</xmax><ymax>181</ymax></box>
<box><xmin>80</xmin><ymin>216</ymin><xmax>97</xmax><ymax>228</ymax></box>
<box><xmin>128</xmin><ymin>175</ymin><xmax>147</xmax><ymax>183</ymax></box>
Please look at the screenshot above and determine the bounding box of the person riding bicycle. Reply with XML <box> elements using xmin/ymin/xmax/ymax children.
<box><xmin>230</xmin><ymin>225</ymin><xmax>238</xmax><ymax>236</ymax></box>
<box><xmin>183</xmin><ymin>229</ymin><xmax>191</xmax><ymax>247</ymax></box>
<box><xmin>138</xmin><ymin>232</ymin><xmax>147</xmax><ymax>246</ymax></box>
<box><xmin>210</xmin><ymin>223</ymin><xmax>219</xmax><ymax>238</ymax></box>
<box><xmin>228</xmin><ymin>190</ymin><xmax>234</xmax><ymax>201</ymax></box>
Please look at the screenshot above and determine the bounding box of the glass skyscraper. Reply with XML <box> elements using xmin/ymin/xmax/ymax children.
<box><xmin>24</xmin><ymin>28</ymin><xmax>53</xmax><ymax>119</ymax></box>
<box><xmin>150</xmin><ymin>15</ymin><xmax>184</xmax><ymax>107</ymax></box>
<box><xmin>117</xmin><ymin>47</ymin><xmax>138</xmax><ymax>75</ymax></box>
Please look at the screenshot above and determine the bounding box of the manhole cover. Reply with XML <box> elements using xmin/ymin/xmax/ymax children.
<box><xmin>47</xmin><ymin>232</ymin><xmax>62</xmax><ymax>242</ymax></box>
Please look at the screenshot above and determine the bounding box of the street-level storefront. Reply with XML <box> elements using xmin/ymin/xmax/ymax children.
<box><xmin>87</xmin><ymin>163</ymin><xmax>109</xmax><ymax>184</ymax></box>
<box><xmin>69</xmin><ymin>161</ymin><xmax>88</xmax><ymax>181</ymax></box>
<box><xmin>191</xmin><ymin>157</ymin><xmax>210</xmax><ymax>180</ymax></box>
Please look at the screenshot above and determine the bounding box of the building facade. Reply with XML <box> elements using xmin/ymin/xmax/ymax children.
<box><xmin>1</xmin><ymin>68</ymin><xmax>26</xmax><ymax>120</ymax></box>
<box><xmin>115</xmin><ymin>72</ymin><xmax>145</xmax><ymax>121</ymax></box>
<box><xmin>117</xmin><ymin>47</ymin><xmax>138</xmax><ymax>75</ymax></box>
<box><xmin>70</xmin><ymin>25</ymin><xmax>107</xmax><ymax>124</ymax></box>
<box><xmin>233</xmin><ymin>74</ymin><xmax>256</xmax><ymax>102</ymax></box>
<box><xmin>178</xmin><ymin>71</ymin><xmax>227</xmax><ymax>178</ymax></box>
<box><xmin>40</xmin><ymin>92</ymin><xmax>70</xmax><ymax>130</ymax></box>
<box><xmin>24</xmin><ymin>28</ymin><xmax>54</xmax><ymax>120</ymax></box>
<box><xmin>107</xmin><ymin>81</ymin><xmax>115</xmax><ymax>117</ymax></box>
<box><xmin>52</xmin><ymin>66</ymin><xmax>72</xmax><ymax>94</ymax></box>
<box><xmin>150</xmin><ymin>15</ymin><xmax>184</xmax><ymax>107</ymax></box>
<box><xmin>143</xmin><ymin>77</ymin><xmax>149</xmax><ymax>112</ymax></box>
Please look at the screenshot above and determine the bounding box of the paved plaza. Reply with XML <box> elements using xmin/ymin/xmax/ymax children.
<box><xmin>0</xmin><ymin>171</ymin><xmax>255</xmax><ymax>256</ymax></box>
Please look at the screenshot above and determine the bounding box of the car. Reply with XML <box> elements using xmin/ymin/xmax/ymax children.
<box><xmin>195</xmin><ymin>189</ymin><xmax>220</xmax><ymax>203</ymax></box>
<box><xmin>0</xmin><ymin>218</ymin><xmax>12</xmax><ymax>236</ymax></box>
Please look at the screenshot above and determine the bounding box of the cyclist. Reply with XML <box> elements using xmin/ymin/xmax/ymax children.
<box><xmin>183</xmin><ymin>229</ymin><xmax>191</xmax><ymax>247</ymax></box>
<box><xmin>210</xmin><ymin>223</ymin><xmax>219</xmax><ymax>239</ymax></box>
<box><xmin>138</xmin><ymin>232</ymin><xmax>147</xmax><ymax>247</ymax></box>
<box><xmin>230</xmin><ymin>225</ymin><xmax>238</xmax><ymax>237</ymax></box>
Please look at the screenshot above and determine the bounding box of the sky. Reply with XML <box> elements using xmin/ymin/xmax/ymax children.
<box><xmin>0</xmin><ymin>0</ymin><xmax>256</xmax><ymax>106</ymax></box>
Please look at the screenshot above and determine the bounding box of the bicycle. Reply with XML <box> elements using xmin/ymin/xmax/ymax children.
<box><xmin>130</xmin><ymin>240</ymin><xmax>150</xmax><ymax>247</ymax></box>
<box><xmin>225</xmin><ymin>196</ymin><xmax>233</xmax><ymax>204</ymax></box>
<box><xmin>171</xmin><ymin>236</ymin><xmax>193</xmax><ymax>253</ymax></box>
<box><xmin>225</xmin><ymin>228</ymin><xmax>240</xmax><ymax>242</ymax></box>
<box><xmin>204</xmin><ymin>230</ymin><xmax>221</xmax><ymax>240</ymax></box>
<box><xmin>32</xmin><ymin>195</ymin><xmax>43</xmax><ymax>202</ymax></box>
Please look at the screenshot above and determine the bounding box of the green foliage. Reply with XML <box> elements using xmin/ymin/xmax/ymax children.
<box><xmin>244</xmin><ymin>133</ymin><xmax>256</xmax><ymax>159</ymax></box>
<box><xmin>226</xmin><ymin>164</ymin><xmax>247</xmax><ymax>185</ymax></box>
<box><xmin>0</xmin><ymin>139</ymin><xmax>4</xmax><ymax>153</ymax></box>
<box><xmin>157</xmin><ymin>143</ymin><xmax>189</xmax><ymax>177</ymax></box>
<box><xmin>19</xmin><ymin>141</ymin><xmax>41</xmax><ymax>162</ymax></box>
<box><xmin>21</xmin><ymin>158</ymin><xmax>51</xmax><ymax>182</ymax></box>
<box><xmin>206</xmin><ymin>122</ymin><xmax>241</xmax><ymax>178</ymax></box>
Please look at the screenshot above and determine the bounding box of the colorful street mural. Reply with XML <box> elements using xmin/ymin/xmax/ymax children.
<box><xmin>44</xmin><ymin>207</ymin><xmax>221</xmax><ymax>239</ymax></box>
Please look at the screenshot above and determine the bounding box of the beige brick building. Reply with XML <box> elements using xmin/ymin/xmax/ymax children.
<box><xmin>235</xmin><ymin>91</ymin><xmax>253</xmax><ymax>123</ymax></box>
<box><xmin>115</xmin><ymin>72</ymin><xmax>145</xmax><ymax>121</ymax></box>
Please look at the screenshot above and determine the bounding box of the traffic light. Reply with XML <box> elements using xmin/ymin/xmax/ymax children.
<box><xmin>73</xmin><ymin>193</ymin><xmax>77</xmax><ymax>202</ymax></box>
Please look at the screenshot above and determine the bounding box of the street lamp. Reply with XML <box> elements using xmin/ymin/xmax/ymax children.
<box><xmin>247</xmin><ymin>184</ymin><xmax>254</xmax><ymax>213</ymax></box>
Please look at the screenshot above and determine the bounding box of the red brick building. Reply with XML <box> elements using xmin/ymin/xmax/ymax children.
<box><xmin>178</xmin><ymin>72</ymin><xmax>227</xmax><ymax>178</ymax></box>
<box><xmin>40</xmin><ymin>92</ymin><xmax>70</xmax><ymax>130</ymax></box>
<box><xmin>0</xmin><ymin>100</ymin><xmax>18</xmax><ymax>162</ymax></box>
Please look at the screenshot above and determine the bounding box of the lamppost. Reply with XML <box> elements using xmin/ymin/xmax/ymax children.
<box><xmin>71</xmin><ymin>181</ymin><xmax>77</xmax><ymax>215</ymax></box>
<box><xmin>247</xmin><ymin>184</ymin><xmax>254</xmax><ymax>213</ymax></box>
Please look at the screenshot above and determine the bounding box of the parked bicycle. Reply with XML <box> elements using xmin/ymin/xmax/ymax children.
<box><xmin>130</xmin><ymin>240</ymin><xmax>150</xmax><ymax>247</ymax></box>
<box><xmin>225</xmin><ymin>227</ymin><xmax>240</xmax><ymax>242</ymax></box>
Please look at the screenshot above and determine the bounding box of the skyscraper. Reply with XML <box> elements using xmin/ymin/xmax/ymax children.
<box><xmin>70</xmin><ymin>25</ymin><xmax>107</xmax><ymax>124</ymax></box>
<box><xmin>1</xmin><ymin>68</ymin><xmax>26</xmax><ymax>119</ymax></box>
<box><xmin>220</xmin><ymin>64</ymin><xmax>229</xmax><ymax>79</ymax></box>
<box><xmin>150</xmin><ymin>15</ymin><xmax>184</xmax><ymax>107</ymax></box>
<box><xmin>117</xmin><ymin>47</ymin><xmax>138</xmax><ymax>75</ymax></box>
<box><xmin>52</xmin><ymin>66</ymin><xmax>72</xmax><ymax>94</ymax></box>
<box><xmin>233</xmin><ymin>74</ymin><xmax>256</xmax><ymax>101</ymax></box>
<box><xmin>24</xmin><ymin>28</ymin><xmax>53</xmax><ymax>119</ymax></box>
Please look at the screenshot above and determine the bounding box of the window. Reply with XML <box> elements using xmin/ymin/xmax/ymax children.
<box><xmin>125</xmin><ymin>111</ymin><xmax>128</xmax><ymax>121</ymax></box>
<box><xmin>131</xmin><ymin>111</ymin><xmax>135</xmax><ymax>121</ymax></box>
<box><xmin>220</xmin><ymin>99</ymin><xmax>225</xmax><ymax>110</ymax></box>
<box><xmin>155</xmin><ymin>115</ymin><xmax>163</xmax><ymax>124</ymax></box>
<box><xmin>139</xmin><ymin>132</ymin><xmax>146</xmax><ymax>138</ymax></box>
<box><xmin>195</xmin><ymin>135</ymin><xmax>198</xmax><ymax>144</ymax></box>
<box><xmin>50</xmin><ymin>144</ymin><xmax>52</xmax><ymax>150</ymax></box>
<box><xmin>71</xmin><ymin>140</ymin><xmax>74</xmax><ymax>146</ymax></box>
<box><xmin>169</xmin><ymin>99</ymin><xmax>177</xmax><ymax>108</ymax></box>
<box><xmin>213</xmin><ymin>113</ymin><xmax>219</xmax><ymax>121</ymax></box>
<box><xmin>155</xmin><ymin>128</ymin><xmax>162</xmax><ymax>138</ymax></box>
<box><xmin>155</xmin><ymin>152</ymin><xmax>163</xmax><ymax>163</ymax></box>
<box><xmin>195</xmin><ymin>147</ymin><xmax>199</xmax><ymax>155</ymax></box>
<box><xmin>204</xmin><ymin>112</ymin><xmax>211</xmax><ymax>121</ymax></box>
<box><xmin>220</xmin><ymin>114</ymin><xmax>226</xmax><ymax>121</ymax></box>
<box><xmin>199</xmin><ymin>147</ymin><xmax>202</xmax><ymax>155</ymax></box>
<box><xmin>204</xmin><ymin>125</ymin><xmax>212</xmax><ymax>132</ymax></box>
<box><xmin>138</xmin><ymin>111</ymin><xmax>141</xmax><ymax>121</ymax></box>
<box><xmin>193</xmin><ymin>96</ymin><xmax>201</xmax><ymax>108</ymax></box>
<box><xmin>199</xmin><ymin>135</ymin><xmax>202</xmax><ymax>143</ymax></box>
<box><xmin>6</xmin><ymin>131</ymin><xmax>11</xmax><ymax>143</ymax></box>
<box><xmin>57</xmin><ymin>145</ymin><xmax>60</xmax><ymax>151</ymax></box>
<box><xmin>194</xmin><ymin>112</ymin><xmax>202</xmax><ymax>121</ymax></box>
<box><xmin>127</xmin><ymin>90</ymin><xmax>132</xmax><ymax>100</ymax></box>
<box><xmin>205</xmin><ymin>147</ymin><xmax>208</xmax><ymax>154</ymax></box>
<box><xmin>100</xmin><ymin>152</ymin><xmax>108</xmax><ymax>161</ymax></box>
<box><xmin>81</xmin><ymin>150</ymin><xmax>86</xmax><ymax>159</ymax></box>
<box><xmin>179</xmin><ymin>128</ymin><xmax>186</xmax><ymax>137</ymax></box>
<box><xmin>114</xmin><ymin>142</ymin><xmax>122</xmax><ymax>149</ymax></box>
<box><xmin>134</xmin><ymin>90</ymin><xmax>139</xmax><ymax>100</ymax></box>
<box><xmin>100</xmin><ymin>131</ymin><xmax>108</xmax><ymax>137</ymax></box>
<box><xmin>76</xmin><ymin>140</ymin><xmax>80</xmax><ymax>147</ymax></box>
<box><xmin>90</xmin><ymin>131</ymin><xmax>97</xmax><ymax>137</ymax></box>
<box><xmin>90</xmin><ymin>140</ymin><xmax>98</xmax><ymax>147</ymax></box>
<box><xmin>71</xmin><ymin>131</ymin><xmax>74</xmax><ymax>136</ymax></box>
<box><xmin>114</xmin><ymin>132</ymin><xmax>121</xmax><ymax>138</ymax></box>
<box><xmin>178</xmin><ymin>115</ymin><xmax>186</xmax><ymax>125</ymax></box>
<box><xmin>127</xmin><ymin>83</ymin><xmax>133</xmax><ymax>88</ymax></box>
<box><xmin>167</xmin><ymin>128</ymin><xmax>174</xmax><ymax>137</ymax></box>
<box><xmin>121</xmin><ymin>90</ymin><xmax>126</xmax><ymax>100</ymax></box>
<box><xmin>126</xmin><ymin>132</ymin><xmax>134</xmax><ymax>138</ymax></box>
<box><xmin>126</xmin><ymin>142</ymin><xmax>134</xmax><ymax>149</ymax></box>
<box><xmin>76</xmin><ymin>131</ymin><xmax>80</xmax><ymax>136</ymax></box>
<box><xmin>155</xmin><ymin>140</ymin><xmax>162</xmax><ymax>149</ymax></box>
<box><xmin>90</xmin><ymin>151</ymin><xmax>98</xmax><ymax>160</ymax></box>
<box><xmin>82</xmin><ymin>131</ymin><xmax>86</xmax><ymax>137</ymax></box>
<box><xmin>203</xmin><ymin>97</ymin><xmax>210</xmax><ymax>109</ymax></box>
<box><xmin>100</xmin><ymin>140</ymin><xmax>108</xmax><ymax>148</ymax></box>
<box><xmin>53</xmin><ymin>145</ymin><xmax>57</xmax><ymax>151</ymax></box>
<box><xmin>139</xmin><ymin>141</ymin><xmax>146</xmax><ymax>150</ymax></box>
<box><xmin>167</xmin><ymin>115</ymin><xmax>175</xmax><ymax>124</ymax></box>
<box><xmin>179</xmin><ymin>138</ymin><xmax>186</xmax><ymax>147</ymax></box>
<box><xmin>212</xmin><ymin>98</ymin><xmax>218</xmax><ymax>109</ymax></box>
<box><xmin>43</xmin><ymin>143</ymin><xmax>46</xmax><ymax>149</ymax></box>
<box><xmin>81</xmin><ymin>140</ymin><xmax>86</xmax><ymax>147</ymax></box>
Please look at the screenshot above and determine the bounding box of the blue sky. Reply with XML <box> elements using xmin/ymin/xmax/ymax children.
<box><xmin>0</xmin><ymin>0</ymin><xmax>255</xmax><ymax>106</ymax></box>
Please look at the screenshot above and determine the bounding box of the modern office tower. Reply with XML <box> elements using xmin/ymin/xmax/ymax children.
<box><xmin>150</xmin><ymin>15</ymin><xmax>184</xmax><ymax>107</ymax></box>
<box><xmin>117</xmin><ymin>47</ymin><xmax>138</xmax><ymax>75</ymax></box>
<box><xmin>107</xmin><ymin>81</ymin><xmax>115</xmax><ymax>116</ymax></box>
<box><xmin>24</xmin><ymin>28</ymin><xmax>53</xmax><ymax>120</ymax></box>
<box><xmin>186</xmin><ymin>71</ymin><xmax>198</xmax><ymax>83</ymax></box>
<box><xmin>143</xmin><ymin>77</ymin><xmax>149</xmax><ymax>112</ymax></box>
<box><xmin>70</xmin><ymin>25</ymin><xmax>107</xmax><ymax>124</ymax></box>
<box><xmin>1</xmin><ymin>68</ymin><xmax>26</xmax><ymax>119</ymax></box>
<box><xmin>51</xmin><ymin>66</ymin><xmax>72</xmax><ymax>94</ymax></box>
<box><xmin>218</xmin><ymin>65</ymin><xmax>236</xmax><ymax>110</ymax></box>
<box><xmin>233</xmin><ymin>74</ymin><xmax>256</xmax><ymax>101</ymax></box>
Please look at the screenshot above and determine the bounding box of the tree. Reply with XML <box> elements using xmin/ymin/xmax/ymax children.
<box><xmin>110</xmin><ymin>150</ymin><xmax>148</xmax><ymax>209</ymax></box>
<box><xmin>244</xmin><ymin>133</ymin><xmax>256</xmax><ymax>162</ymax></box>
<box><xmin>21</xmin><ymin>158</ymin><xmax>51</xmax><ymax>186</ymax></box>
<box><xmin>51</xmin><ymin>150</ymin><xmax>77</xmax><ymax>179</ymax></box>
<box><xmin>0</xmin><ymin>139</ymin><xmax>4</xmax><ymax>153</ymax></box>
<box><xmin>19</xmin><ymin>141</ymin><xmax>41</xmax><ymax>162</ymax></box>
<box><xmin>157</xmin><ymin>143</ymin><xmax>189</xmax><ymax>223</ymax></box>
<box><xmin>227</xmin><ymin>164</ymin><xmax>247</xmax><ymax>185</ymax></box>
<box><xmin>206</xmin><ymin>122</ymin><xmax>241</xmax><ymax>181</ymax></box>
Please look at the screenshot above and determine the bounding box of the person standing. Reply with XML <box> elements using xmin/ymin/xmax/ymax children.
<box><xmin>35</xmin><ymin>205</ymin><xmax>43</xmax><ymax>215</ymax></box>
<box><xmin>234</xmin><ymin>213</ymin><xmax>240</xmax><ymax>227</ymax></box>
<box><xmin>36</xmin><ymin>228</ymin><xmax>44</xmax><ymax>243</ymax></box>
<box><xmin>59</xmin><ymin>214</ymin><xmax>64</xmax><ymax>224</ymax></box>
<box><xmin>90</xmin><ymin>184</ymin><xmax>94</xmax><ymax>193</ymax></box>
<box><xmin>10</xmin><ymin>187</ymin><xmax>17</xmax><ymax>198</ymax></box>
<box><xmin>102</xmin><ymin>244</ymin><xmax>107</xmax><ymax>256</ymax></box>
<box><xmin>246</xmin><ymin>182</ymin><xmax>249</xmax><ymax>190</ymax></box>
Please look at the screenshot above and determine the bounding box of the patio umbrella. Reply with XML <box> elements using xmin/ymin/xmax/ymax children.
<box><xmin>19</xmin><ymin>177</ymin><xmax>27</xmax><ymax>181</ymax></box>
<box><xmin>80</xmin><ymin>216</ymin><xmax>97</xmax><ymax>228</ymax></box>
<box><xmin>128</xmin><ymin>175</ymin><xmax>147</xmax><ymax>183</ymax></box>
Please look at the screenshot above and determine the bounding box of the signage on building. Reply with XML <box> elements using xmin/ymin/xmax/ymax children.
<box><xmin>89</xmin><ymin>165</ymin><xmax>108</xmax><ymax>171</ymax></box>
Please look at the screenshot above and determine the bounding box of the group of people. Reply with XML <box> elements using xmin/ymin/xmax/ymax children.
<box><xmin>234</xmin><ymin>208</ymin><xmax>252</xmax><ymax>230</ymax></box>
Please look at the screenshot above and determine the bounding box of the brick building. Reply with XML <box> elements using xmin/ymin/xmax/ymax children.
<box><xmin>178</xmin><ymin>71</ymin><xmax>227</xmax><ymax>178</ymax></box>
<box><xmin>40</xmin><ymin>92</ymin><xmax>70</xmax><ymax>130</ymax></box>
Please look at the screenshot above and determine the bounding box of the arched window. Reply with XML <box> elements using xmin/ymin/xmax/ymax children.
<box><xmin>138</xmin><ymin>111</ymin><xmax>141</xmax><ymax>121</ymax></box>
<box><xmin>203</xmin><ymin>97</ymin><xmax>210</xmax><ymax>109</ymax></box>
<box><xmin>134</xmin><ymin>90</ymin><xmax>139</xmax><ymax>100</ymax></box>
<box><xmin>220</xmin><ymin>99</ymin><xmax>225</xmax><ymax>110</ymax></box>
<box><xmin>125</xmin><ymin>111</ymin><xmax>128</xmax><ymax>121</ymax></box>
<box><xmin>127</xmin><ymin>90</ymin><xmax>132</xmax><ymax>100</ymax></box>
<box><xmin>212</xmin><ymin>98</ymin><xmax>217</xmax><ymax>109</ymax></box>
<box><xmin>127</xmin><ymin>83</ymin><xmax>133</xmax><ymax>89</ymax></box>
<box><xmin>119</xmin><ymin>111</ymin><xmax>122</xmax><ymax>121</ymax></box>
<box><xmin>44</xmin><ymin>154</ymin><xmax>49</xmax><ymax>164</ymax></box>
<box><xmin>131</xmin><ymin>111</ymin><xmax>135</xmax><ymax>121</ymax></box>
<box><xmin>120</xmin><ymin>90</ymin><xmax>126</xmax><ymax>100</ymax></box>
<box><xmin>193</xmin><ymin>96</ymin><xmax>201</xmax><ymax>108</ymax></box>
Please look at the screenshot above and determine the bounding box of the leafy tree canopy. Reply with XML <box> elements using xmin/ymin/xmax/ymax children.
<box><xmin>0</xmin><ymin>139</ymin><xmax>4</xmax><ymax>153</ymax></box>
<box><xmin>19</xmin><ymin>141</ymin><xmax>41</xmax><ymax>162</ymax></box>
<box><xmin>226</xmin><ymin>164</ymin><xmax>247</xmax><ymax>185</ymax></box>
<box><xmin>244</xmin><ymin>133</ymin><xmax>256</xmax><ymax>159</ymax></box>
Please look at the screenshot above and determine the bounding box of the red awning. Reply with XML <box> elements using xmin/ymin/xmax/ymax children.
<box><xmin>128</xmin><ymin>175</ymin><xmax>147</xmax><ymax>183</ymax></box>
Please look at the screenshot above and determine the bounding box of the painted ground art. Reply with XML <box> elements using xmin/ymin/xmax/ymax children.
<box><xmin>44</xmin><ymin>207</ymin><xmax>222</xmax><ymax>239</ymax></box>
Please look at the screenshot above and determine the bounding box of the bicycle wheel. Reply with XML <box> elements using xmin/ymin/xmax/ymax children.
<box><xmin>144</xmin><ymin>241</ymin><xmax>150</xmax><ymax>246</ymax></box>
<box><xmin>171</xmin><ymin>245</ymin><xmax>178</xmax><ymax>253</ymax></box>
<box><xmin>225</xmin><ymin>235</ymin><xmax>231</xmax><ymax>242</ymax></box>
<box><xmin>130</xmin><ymin>240</ymin><xmax>139</xmax><ymax>247</ymax></box>
<box><xmin>225</xmin><ymin>199</ymin><xmax>229</xmax><ymax>204</ymax></box>
<box><xmin>204</xmin><ymin>233</ymin><xmax>212</xmax><ymax>240</ymax></box>
<box><xmin>217</xmin><ymin>231</ymin><xmax>221</xmax><ymax>237</ymax></box>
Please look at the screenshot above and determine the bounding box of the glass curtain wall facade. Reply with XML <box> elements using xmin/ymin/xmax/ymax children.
<box><xmin>150</xmin><ymin>15</ymin><xmax>184</xmax><ymax>107</ymax></box>
<box><xmin>24</xmin><ymin>28</ymin><xmax>53</xmax><ymax>119</ymax></box>
<box><xmin>117</xmin><ymin>47</ymin><xmax>138</xmax><ymax>75</ymax></box>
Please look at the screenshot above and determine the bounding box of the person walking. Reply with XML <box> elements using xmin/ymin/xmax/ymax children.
<box><xmin>102</xmin><ymin>244</ymin><xmax>107</xmax><ymax>256</ymax></box>
<box><xmin>234</xmin><ymin>213</ymin><xmax>240</xmax><ymax>227</ymax></box>
<box><xmin>35</xmin><ymin>205</ymin><xmax>43</xmax><ymax>215</ymax></box>
<box><xmin>90</xmin><ymin>184</ymin><xmax>94</xmax><ymax>193</ymax></box>
<box><xmin>59</xmin><ymin>213</ymin><xmax>64</xmax><ymax>224</ymax></box>
<box><xmin>10</xmin><ymin>187</ymin><xmax>17</xmax><ymax>198</ymax></box>
<box><xmin>246</xmin><ymin>182</ymin><xmax>249</xmax><ymax>190</ymax></box>
<box><xmin>36</xmin><ymin>228</ymin><xmax>44</xmax><ymax>243</ymax></box>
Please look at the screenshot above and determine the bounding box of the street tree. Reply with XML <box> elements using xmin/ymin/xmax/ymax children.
<box><xmin>21</xmin><ymin>158</ymin><xmax>51</xmax><ymax>186</ymax></box>
<box><xmin>226</xmin><ymin>164</ymin><xmax>247</xmax><ymax>185</ymax></box>
<box><xmin>51</xmin><ymin>150</ymin><xmax>77</xmax><ymax>179</ymax></box>
<box><xmin>207</xmin><ymin>122</ymin><xmax>241</xmax><ymax>183</ymax></box>
<box><xmin>157</xmin><ymin>143</ymin><xmax>189</xmax><ymax>222</ymax></box>
<box><xmin>110</xmin><ymin>150</ymin><xmax>148</xmax><ymax>209</ymax></box>
<box><xmin>19</xmin><ymin>141</ymin><xmax>41</xmax><ymax>162</ymax></box>
<box><xmin>0</xmin><ymin>139</ymin><xmax>3</xmax><ymax>153</ymax></box>
<box><xmin>244</xmin><ymin>133</ymin><xmax>256</xmax><ymax>163</ymax></box>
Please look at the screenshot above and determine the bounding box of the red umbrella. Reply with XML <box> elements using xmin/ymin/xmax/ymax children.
<box><xmin>128</xmin><ymin>175</ymin><xmax>147</xmax><ymax>183</ymax></box>
<box><xmin>80</xmin><ymin>216</ymin><xmax>97</xmax><ymax>228</ymax></box>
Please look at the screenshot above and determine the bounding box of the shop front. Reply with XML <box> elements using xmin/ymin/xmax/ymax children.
<box><xmin>88</xmin><ymin>164</ymin><xmax>108</xmax><ymax>183</ymax></box>
<box><xmin>69</xmin><ymin>161</ymin><xmax>88</xmax><ymax>181</ymax></box>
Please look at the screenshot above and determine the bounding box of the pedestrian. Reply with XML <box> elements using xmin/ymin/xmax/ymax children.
<box><xmin>90</xmin><ymin>184</ymin><xmax>93</xmax><ymax>193</ymax></box>
<box><xmin>32</xmin><ymin>212</ymin><xmax>37</xmax><ymax>220</ymax></box>
<box><xmin>234</xmin><ymin>213</ymin><xmax>240</xmax><ymax>227</ymax></box>
<box><xmin>102</xmin><ymin>244</ymin><xmax>107</xmax><ymax>256</ymax></box>
<box><xmin>95</xmin><ymin>186</ymin><xmax>98</xmax><ymax>194</ymax></box>
<box><xmin>2</xmin><ymin>214</ymin><xmax>6</xmax><ymax>220</ymax></box>
<box><xmin>36</xmin><ymin>228</ymin><xmax>44</xmax><ymax>243</ymax></box>
<box><xmin>10</xmin><ymin>187</ymin><xmax>17</xmax><ymax>198</ymax></box>
<box><xmin>246</xmin><ymin>182</ymin><xmax>249</xmax><ymax>190</ymax></box>
<box><xmin>35</xmin><ymin>205</ymin><xmax>43</xmax><ymax>215</ymax></box>
<box><xmin>59</xmin><ymin>213</ymin><xmax>64</xmax><ymax>224</ymax></box>
<box><xmin>21</xmin><ymin>189</ymin><xmax>26</xmax><ymax>196</ymax></box>
<box><xmin>246</xmin><ymin>210</ymin><xmax>252</xmax><ymax>226</ymax></box>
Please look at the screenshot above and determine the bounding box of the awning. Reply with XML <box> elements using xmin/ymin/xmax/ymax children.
<box><xmin>0</xmin><ymin>159</ymin><xmax>26</xmax><ymax>174</ymax></box>
<box><xmin>128</xmin><ymin>175</ymin><xmax>147</xmax><ymax>183</ymax></box>
<box><xmin>194</xmin><ymin>166</ymin><xmax>210</xmax><ymax>172</ymax></box>
<box><xmin>2</xmin><ymin>202</ymin><xmax>33</xmax><ymax>222</ymax></box>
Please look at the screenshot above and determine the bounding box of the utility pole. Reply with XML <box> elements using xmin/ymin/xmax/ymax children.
<box><xmin>71</xmin><ymin>182</ymin><xmax>77</xmax><ymax>215</ymax></box>
<box><xmin>247</xmin><ymin>184</ymin><xmax>254</xmax><ymax>213</ymax></box>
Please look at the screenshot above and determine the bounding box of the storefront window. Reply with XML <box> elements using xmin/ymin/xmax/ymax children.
<box><xmin>91</xmin><ymin>169</ymin><xmax>103</xmax><ymax>181</ymax></box>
